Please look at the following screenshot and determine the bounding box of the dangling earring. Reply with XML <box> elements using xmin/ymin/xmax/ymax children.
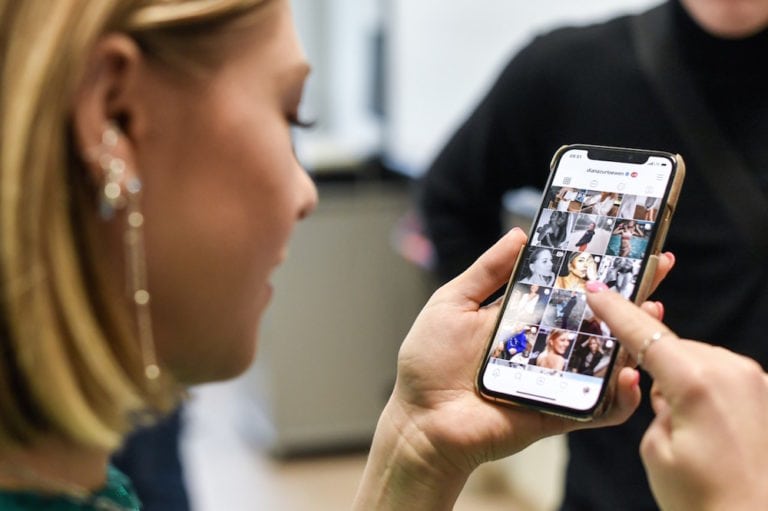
<box><xmin>94</xmin><ymin>122</ymin><xmax>161</xmax><ymax>384</ymax></box>
<box><xmin>97</xmin><ymin>124</ymin><xmax>124</xmax><ymax>220</ymax></box>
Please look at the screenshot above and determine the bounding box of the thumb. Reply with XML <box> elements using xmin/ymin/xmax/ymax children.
<box><xmin>447</xmin><ymin>228</ymin><xmax>528</xmax><ymax>306</ymax></box>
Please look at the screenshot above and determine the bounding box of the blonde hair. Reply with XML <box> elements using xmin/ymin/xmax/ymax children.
<box><xmin>0</xmin><ymin>0</ymin><xmax>266</xmax><ymax>451</ymax></box>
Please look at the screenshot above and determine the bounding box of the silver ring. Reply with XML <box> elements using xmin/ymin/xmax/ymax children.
<box><xmin>636</xmin><ymin>331</ymin><xmax>665</xmax><ymax>367</ymax></box>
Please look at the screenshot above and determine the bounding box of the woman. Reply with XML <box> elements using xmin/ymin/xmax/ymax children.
<box><xmin>615</xmin><ymin>257</ymin><xmax>637</xmax><ymax>298</ymax></box>
<box><xmin>0</xmin><ymin>3</ymin><xmax>644</xmax><ymax>510</ymax></box>
<box><xmin>571</xmin><ymin>336</ymin><xmax>604</xmax><ymax>375</ymax></box>
<box><xmin>535</xmin><ymin>329</ymin><xmax>572</xmax><ymax>371</ymax></box>
<box><xmin>0</xmin><ymin>1</ymin><xmax>317</xmax><ymax>507</ymax></box>
<box><xmin>3</xmin><ymin>2</ymin><xmax>751</xmax><ymax>511</ymax></box>
<box><xmin>556</xmin><ymin>251</ymin><xmax>598</xmax><ymax>291</ymax></box>
<box><xmin>502</xmin><ymin>328</ymin><xmax>529</xmax><ymax>361</ymax></box>
<box><xmin>510</xmin><ymin>284</ymin><xmax>541</xmax><ymax>322</ymax></box>
<box><xmin>643</xmin><ymin>196</ymin><xmax>661</xmax><ymax>221</ymax></box>
<box><xmin>536</xmin><ymin>210</ymin><xmax>568</xmax><ymax>248</ymax></box>
<box><xmin>554</xmin><ymin>187</ymin><xmax>578</xmax><ymax>211</ymax></box>
<box><xmin>575</xmin><ymin>222</ymin><xmax>597</xmax><ymax>252</ymax></box>
<box><xmin>519</xmin><ymin>248</ymin><xmax>556</xmax><ymax>286</ymax></box>
<box><xmin>613</xmin><ymin>219</ymin><xmax>644</xmax><ymax>257</ymax></box>
<box><xmin>584</xmin><ymin>191</ymin><xmax>617</xmax><ymax>216</ymax></box>
<box><xmin>618</xmin><ymin>194</ymin><xmax>638</xmax><ymax>219</ymax></box>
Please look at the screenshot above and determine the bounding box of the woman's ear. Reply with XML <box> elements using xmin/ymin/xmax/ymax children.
<box><xmin>71</xmin><ymin>34</ymin><xmax>146</xmax><ymax>185</ymax></box>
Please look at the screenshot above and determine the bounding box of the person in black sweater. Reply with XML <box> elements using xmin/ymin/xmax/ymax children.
<box><xmin>419</xmin><ymin>1</ymin><xmax>768</xmax><ymax>509</ymax></box>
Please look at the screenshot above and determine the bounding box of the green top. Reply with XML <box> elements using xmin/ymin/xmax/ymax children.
<box><xmin>0</xmin><ymin>466</ymin><xmax>140</xmax><ymax>511</ymax></box>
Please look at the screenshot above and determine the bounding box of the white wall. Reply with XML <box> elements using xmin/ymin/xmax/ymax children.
<box><xmin>384</xmin><ymin>0</ymin><xmax>663</xmax><ymax>176</ymax></box>
<box><xmin>292</xmin><ymin>0</ymin><xmax>384</xmax><ymax>169</ymax></box>
<box><xmin>291</xmin><ymin>1</ymin><xmax>664</xmax><ymax>174</ymax></box>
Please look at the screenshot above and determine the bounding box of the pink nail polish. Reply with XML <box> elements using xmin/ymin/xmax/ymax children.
<box><xmin>586</xmin><ymin>281</ymin><xmax>609</xmax><ymax>293</ymax></box>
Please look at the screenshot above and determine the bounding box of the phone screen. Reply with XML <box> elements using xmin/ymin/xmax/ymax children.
<box><xmin>478</xmin><ymin>145</ymin><xmax>680</xmax><ymax>417</ymax></box>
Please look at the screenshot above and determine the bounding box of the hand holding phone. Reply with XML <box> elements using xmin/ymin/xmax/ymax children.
<box><xmin>477</xmin><ymin>144</ymin><xmax>685</xmax><ymax>420</ymax></box>
<box><xmin>356</xmin><ymin>227</ymin><xmax>664</xmax><ymax>509</ymax></box>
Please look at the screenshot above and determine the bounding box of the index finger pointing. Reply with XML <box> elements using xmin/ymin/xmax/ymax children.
<box><xmin>585</xmin><ymin>286</ymin><xmax>681</xmax><ymax>381</ymax></box>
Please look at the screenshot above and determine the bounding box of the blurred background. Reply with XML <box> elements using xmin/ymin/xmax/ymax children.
<box><xmin>181</xmin><ymin>1</ymin><xmax>659</xmax><ymax>510</ymax></box>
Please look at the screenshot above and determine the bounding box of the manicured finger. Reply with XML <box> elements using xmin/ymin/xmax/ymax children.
<box><xmin>585</xmin><ymin>284</ymin><xmax>684</xmax><ymax>384</ymax></box>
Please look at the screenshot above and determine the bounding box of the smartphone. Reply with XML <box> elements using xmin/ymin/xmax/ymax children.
<box><xmin>476</xmin><ymin>144</ymin><xmax>685</xmax><ymax>420</ymax></box>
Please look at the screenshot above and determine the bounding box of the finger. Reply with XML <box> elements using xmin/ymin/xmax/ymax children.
<box><xmin>626</xmin><ymin>302</ymin><xmax>664</xmax><ymax>368</ymax></box>
<box><xmin>585</xmin><ymin>286</ymin><xmax>684</xmax><ymax>384</ymax></box>
<box><xmin>601</xmin><ymin>366</ymin><xmax>642</xmax><ymax>425</ymax></box>
<box><xmin>647</xmin><ymin>252</ymin><xmax>675</xmax><ymax>295</ymax></box>
<box><xmin>640</xmin><ymin>300</ymin><xmax>664</xmax><ymax>321</ymax></box>
<box><xmin>640</xmin><ymin>413</ymin><xmax>673</xmax><ymax>470</ymax></box>
<box><xmin>448</xmin><ymin>228</ymin><xmax>528</xmax><ymax>306</ymax></box>
<box><xmin>649</xmin><ymin>383</ymin><xmax>670</xmax><ymax>416</ymax></box>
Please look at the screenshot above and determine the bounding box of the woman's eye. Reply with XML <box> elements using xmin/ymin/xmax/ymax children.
<box><xmin>288</xmin><ymin>113</ymin><xmax>315</xmax><ymax>129</ymax></box>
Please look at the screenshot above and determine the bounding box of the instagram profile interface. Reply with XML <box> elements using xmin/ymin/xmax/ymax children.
<box><xmin>482</xmin><ymin>149</ymin><xmax>673</xmax><ymax>412</ymax></box>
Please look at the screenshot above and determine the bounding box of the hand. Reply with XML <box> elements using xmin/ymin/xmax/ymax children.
<box><xmin>354</xmin><ymin>229</ymin><xmax>672</xmax><ymax>510</ymax></box>
<box><xmin>587</xmin><ymin>288</ymin><xmax>768</xmax><ymax>511</ymax></box>
<box><xmin>392</xmin><ymin>229</ymin><xmax>641</xmax><ymax>464</ymax></box>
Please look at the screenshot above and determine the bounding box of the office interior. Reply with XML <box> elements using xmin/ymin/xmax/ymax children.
<box><xmin>180</xmin><ymin>1</ymin><xmax>660</xmax><ymax>510</ymax></box>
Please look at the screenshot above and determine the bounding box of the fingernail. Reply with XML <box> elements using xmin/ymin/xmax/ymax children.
<box><xmin>663</xmin><ymin>252</ymin><xmax>676</xmax><ymax>266</ymax></box>
<box><xmin>655</xmin><ymin>301</ymin><xmax>665</xmax><ymax>321</ymax></box>
<box><xmin>586</xmin><ymin>281</ymin><xmax>609</xmax><ymax>293</ymax></box>
<box><xmin>632</xmin><ymin>369</ymin><xmax>641</xmax><ymax>390</ymax></box>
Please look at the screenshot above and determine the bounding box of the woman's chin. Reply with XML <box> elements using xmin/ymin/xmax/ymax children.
<box><xmin>176</xmin><ymin>343</ymin><xmax>259</xmax><ymax>384</ymax></box>
<box><xmin>183</xmin><ymin>319</ymin><xmax>264</xmax><ymax>384</ymax></box>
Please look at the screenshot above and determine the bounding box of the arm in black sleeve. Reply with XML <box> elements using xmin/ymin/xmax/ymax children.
<box><xmin>417</xmin><ymin>38</ymin><xmax>556</xmax><ymax>283</ymax></box>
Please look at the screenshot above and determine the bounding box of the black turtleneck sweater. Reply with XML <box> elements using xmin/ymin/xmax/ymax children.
<box><xmin>420</xmin><ymin>1</ymin><xmax>768</xmax><ymax>510</ymax></box>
